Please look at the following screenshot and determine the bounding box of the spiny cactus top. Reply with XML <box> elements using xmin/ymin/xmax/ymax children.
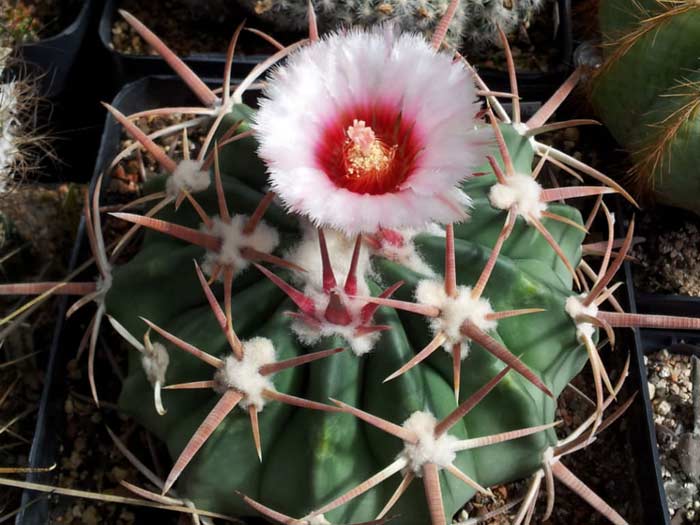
<box><xmin>2</xmin><ymin>2</ymin><xmax>700</xmax><ymax>525</ymax></box>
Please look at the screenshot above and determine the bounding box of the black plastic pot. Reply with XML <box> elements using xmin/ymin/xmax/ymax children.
<box><xmin>476</xmin><ymin>0</ymin><xmax>573</xmax><ymax>100</ymax></box>
<box><xmin>15</xmin><ymin>75</ymin><xmax>220</xmax><ymax>525</ymax></box>
<box><xmin>609</xmin><ymin>209</ymin><xmax>670</xmax><ymax>524</ymax></box>
<box><xmin>98</xmin><ymin>0</ymin><xmax>572</xmax><ymax>101</ymax></box>
<box><xmin>15</xmin><ymin>214</ymin><xmax>87</xmax><ymax>525</ymax></box>
<box><xmin>635</xmin><ymin>293</ymin><xmax>700</xmax><ymax>321</ymax></box>
<box><xmin>98</xmin><ymin>0</ymin><xmax>260</xmax><ymax>90</ymax></box>
<box><xmin>626</xmin><ymin>280</ymin><xmax>700</xmax><ymax>525</ymax></box>
<box><xmin>620</xmin><ymin>249</ymin><xmax>673</xmax><ymax>525</ymax></box>
<box><xmin>633</xmin><ymin>329</ymin><xmax>700</xmax><ymax>525</ymax></box>
<box><xmin>17</xmin><ymin>0</ymin><xmax>95</xmax><ymax>98</ymax></box>
<box><xmin>616</xmin><ymin>203</ymin><xmax>700</xmax><ymax>525</ymax></box>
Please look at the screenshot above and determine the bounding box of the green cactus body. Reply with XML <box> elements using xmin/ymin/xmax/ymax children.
<box><xmin>107</xmin><ymin>108</ymin><xmax>588</xmax><ymax>523</ymax></box>
<box><xmin>235</xmin><ymin>0</ymin><xmax>540</xmax><ymax>49</ymax></box>
<box><xmin>591</xmin><ymin>0</ymin><xmax>700</xmax><ymax>213</ymax></box>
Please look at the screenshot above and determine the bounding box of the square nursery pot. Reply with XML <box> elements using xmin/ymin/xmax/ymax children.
<box><xmin>15</xmin><ymin>75</ymin><xmax>214</xmax><ymax>525</ymax></box>
<box><xmin>618</xmin><ymin>206</ymin><xmax>700</xmax><ymax>525</ymax></box>
<box><xmin>632</xmin><ymin>329</ymin><xmax>700</xmax><ymax>525</ymax></box>
<box><xmin>18</xmin><ymin>0</ymin><xmax>95</xmax><ymax>98</ymax></box>
<box><xmin>98</xmin><ymin>0</ymin><xmax>261</xmax><ymax>89</ymax></box>
<box><xmin>98</xmin><ymin>0</ymin><xmax>572</xmax><ymax>101</ymax></box>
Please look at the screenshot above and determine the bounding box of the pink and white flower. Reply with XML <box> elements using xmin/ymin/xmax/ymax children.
<box><xmin>255</xmin><ymin>24</ymin><xmax>489</xmax><ymax>234</ymax></box>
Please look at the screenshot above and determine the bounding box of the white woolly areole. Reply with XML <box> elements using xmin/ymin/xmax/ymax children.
<box><xmin>141</xmin><ymin>342</ymin><xmax>169</xmax><ymax>385</ymax></box>
<box><xmin>488</xmin><ymin>173</ymin><xmax>546</xmax><ymax>222</ymax></box>
<box><xmin>255</xmin><ymin>24</ymin><xmax>490</xmax><ymax>234</ymax></box>
<box><xmin>165</xmin><ymin>160</ymin><xmax>210</xmax><ymax>197</ymax></box>
<box><xmin>415</xmin><ymin>280</ymin><xmax>496</xmax><ymax>356</ymax></box>
<box><xmin>400</xmin><ymin>411</ymin><xmax>458</xmax><ymax>474</ymax></box>
<box><xmin>201</xmin><ymin>215</ymin><xmax>279</xmax><ymax>280</ymax></box>
<box><xmin>565</xmin><ymin>295</ymin><xmax>599</xmax><ymax>342</ymax></box>
<box><xmin>214</xmin><ymin>337</ymin><xmax>276</xmax><ymax>411</ymax></box>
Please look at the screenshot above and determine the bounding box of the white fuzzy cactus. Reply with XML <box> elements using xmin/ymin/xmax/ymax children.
<box><xmin>235</xmin><ymin>0</ymin><xmax>543</xmax><ymax>49</ymax></box>
<box><xmin>0</xmin><ymin>47</ymin><xmax>45</xmax><ymax>195</ymax></box>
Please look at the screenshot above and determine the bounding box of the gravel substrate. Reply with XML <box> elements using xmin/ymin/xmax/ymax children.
<box><xmin>632</xmin><ymin>209</ymin><xmax>700</xmax><ymax>297</ymax></box>
<box><xmin>647</xmin><ymin>349</ymin><xmax>700</xmax><ymax>523</ymax></box>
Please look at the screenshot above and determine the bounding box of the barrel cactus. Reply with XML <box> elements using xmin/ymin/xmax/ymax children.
<box><xmin>3</xmin><ymin>3</ymin><xmax>700</xmax><ymax>524</ymax></box>
<box><xmin>236</xmin><ymin>0</ymin><xmax>542</xmax><ymax>50</ymax></box>
<box><xmin>591</xmin><ymin>0</ymin><xmax>700</xmax><ymax>214</ymax></box>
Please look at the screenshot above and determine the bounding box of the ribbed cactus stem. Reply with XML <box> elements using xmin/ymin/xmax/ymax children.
<box><xmin>592</xmin><ymin>0</ymin><xmax>700</xmax><ymax>213</ymax></box>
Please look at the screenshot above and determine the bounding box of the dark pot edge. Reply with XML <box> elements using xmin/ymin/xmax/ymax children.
<box><xmin>17</xmin><ymin>0</ymin><xmax>95</xmax><ymax>98</ymax></box>
<box><xmin>618</xmin><ymin>200</ymin><xmax>674</xmax><ymax>525</ymax></box>
<box><xmin>97</xmin><ymin>0</ymin><xmax>573</xmax><ymax>98</ymax></box>
<box><xmin>15</xmin><ymin>75</ymin><xmax>226</xmax><ymax>525</ymax></box>
<box><xmin>20</xmin><ymin>0</ymin><xmax>92</xmax><ymax>47</ymax></box>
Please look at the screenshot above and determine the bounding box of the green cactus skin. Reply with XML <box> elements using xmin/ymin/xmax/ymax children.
<box><xmin>106</xmin><ymin>106</ymin><xmax>588</xmax><ymax>524</ymax></box>
<box><xmin>591</xmin><ymin>0</ymin><xmax>700</xmax><ymax>214</ymax></box>
<box><xmin>235</xmin><ymin>0</ymin><xmax>542</xmax><ymax>49</ymax></box>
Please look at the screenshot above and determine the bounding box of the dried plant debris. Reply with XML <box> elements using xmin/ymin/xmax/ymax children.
<box><xmin>632</xmin><ymin>209</ymin><xmax>700</xmax><ymax>297</ymax></box>
<box><xmin>648</xmin><ymin>349</ymin><xmax>700</xmax><ymax>523</ymax></box>
<box><xmin>0</xmin><ymin>343</ymin><xmax>43</xmax><ymax>520</ymax></box>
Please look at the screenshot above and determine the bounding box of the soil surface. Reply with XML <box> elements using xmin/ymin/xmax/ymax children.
<box><xmin>110</xmin><ymin>0</ymin><xmax>280</xmax><ymax>57</ymax></box>
<box><xmin>647</xmin><ymin>348</ymin><xmax>700</xmax><ymax>524</ymax></box>
<box><xmin>631</xmin><ymin>208</ymin><xmax>700</xmax><ymax>297</ymax></box>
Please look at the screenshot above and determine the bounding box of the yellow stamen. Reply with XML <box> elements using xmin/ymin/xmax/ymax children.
<box><xmin>344</xmin><ymin>120</ymin><xmax>396</xmax><ymax>179</ymax></box>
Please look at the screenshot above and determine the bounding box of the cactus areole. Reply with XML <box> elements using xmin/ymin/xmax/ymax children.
<box><xmin>92</xmin><ymin>11</ymin><xmax>660</xmax><ymax>525</ymax></box>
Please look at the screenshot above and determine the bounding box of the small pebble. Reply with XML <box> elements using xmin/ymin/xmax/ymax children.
<box><xmin>659</xmin><ymin>400</ymin><xmax>673</xmax><ymax>416</ymax></box>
